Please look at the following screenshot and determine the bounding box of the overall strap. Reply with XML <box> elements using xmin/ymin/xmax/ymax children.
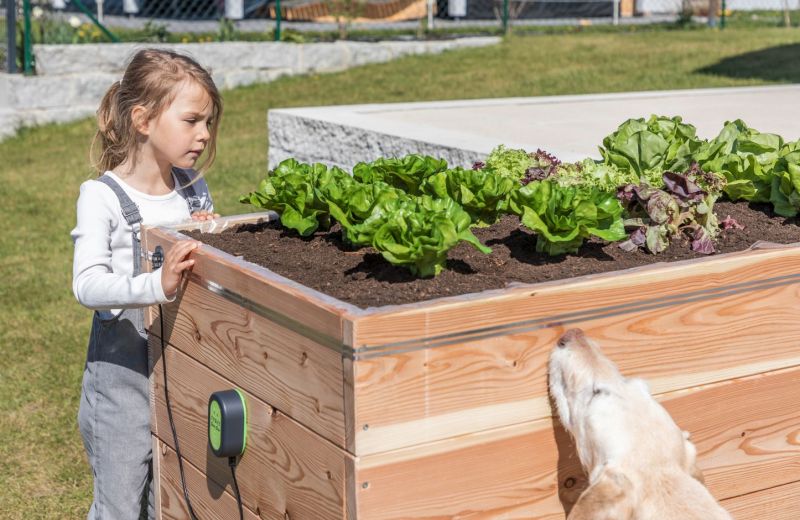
<box><xmin>96</xmin><ymin>174</ymin><xmax>144</xmax><ymax>277</ymax></box>
<box><xmin>96</xmin><ymin>175</ymin><xmax>143</xmax><ymax>226</ymax></box>
<box><xmin>172</xmin><ymin>167</ymin><xmax>202</xmax><ymax>213</ymax></box>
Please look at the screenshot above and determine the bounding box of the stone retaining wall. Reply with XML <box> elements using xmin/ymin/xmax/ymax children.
<box><xmin>268</xmin><ymin>108</ymin><xmax>487</xmax><ymax>170</ymax></box>
<box><xmin>0</xmin><ymin>37</ymin><xmax>499</xmax><ymax>141</ymax></box>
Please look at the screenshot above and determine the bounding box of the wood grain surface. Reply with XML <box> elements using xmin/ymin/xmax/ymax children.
<box><xmin>352</xmin><ymin>245</ymin><xmax>800</xmax><ymax>346</ymax></box>
<box><xmin>143</xmin><ymin>226</ymin><xmax>354</xmax><ymax>347</ymax></box>
<box><xmin>156</xmin><ymin>437</ymin><xmax>261</xmax><ymax>520</ymax></box>
<box><xmin>722</xmin><ymin>480</ymin><xmax>800</xmax><ymax>520</ymax></box>
<box><xmin>144</xmin><ymin>220</ymin><xmax>800</xmax><ymax>519</ymax></box>
<box><xmin>353</xmin><ymin>281</ymin><xmax>800</xmax><ymax>454</ymax></box>
<box><xmin>150</xmin><ymin>277</ymin><xmax>348</xmax><ymax>447</ymax></box>
<box><xmin>149</xmin><ymin>337</ymin><xmax>353</xmax><ymax>519</ymax></box>
<box><xmin>353</xmin><ymin>367</ymin><xmax>800</xmax><ymax>519</ymax></box>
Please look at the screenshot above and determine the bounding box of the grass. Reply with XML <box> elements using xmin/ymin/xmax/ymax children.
<box><xmin>2</xmin><ymin>27</ymin><xmax>800</xmax><ymax>517</ymax></box>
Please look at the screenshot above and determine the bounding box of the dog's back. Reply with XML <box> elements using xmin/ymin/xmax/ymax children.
<box><xmin>637</xmin><ymin>470</ymin><xmax>733</xmax><ymax>519</ymax></box>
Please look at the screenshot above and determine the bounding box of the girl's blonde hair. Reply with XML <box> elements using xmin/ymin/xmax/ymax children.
<box><xmin>91</xmin><ymin>48</ymin><xmax>223</xmax><ymax>176</ymax></box>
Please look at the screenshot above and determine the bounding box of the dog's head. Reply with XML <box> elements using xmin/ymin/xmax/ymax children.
<box><xmin>548</xmin><ymin>328</ymin><xmax>703</xmax><ymax>482</ymax></box>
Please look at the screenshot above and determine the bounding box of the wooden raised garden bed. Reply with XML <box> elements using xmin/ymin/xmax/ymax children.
<box><xmin>144</xmin><ymin>211</ymin><xmax>800</xmax><ymax>520</ymax></box>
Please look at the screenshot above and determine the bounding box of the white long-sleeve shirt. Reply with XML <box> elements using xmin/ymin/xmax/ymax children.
<box><xmin>71</xmin><ymin>170</ymin><xmax>213</xmax><ymax>313</ymax></box>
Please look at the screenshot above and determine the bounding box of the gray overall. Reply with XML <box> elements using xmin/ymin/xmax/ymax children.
<box><xmin>77</xmin><ymin>169</ymin><xmax>200</xmax><ymax>520</ymax></box>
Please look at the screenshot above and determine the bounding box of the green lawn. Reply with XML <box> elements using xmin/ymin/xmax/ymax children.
<box><xmin>2</xmin><ymin>27</ymin><xmax>800</xmax><ymax>518</ymax></box>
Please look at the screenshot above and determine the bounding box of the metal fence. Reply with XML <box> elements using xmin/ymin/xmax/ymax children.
<box><xmin>38</xmin><ymin>0</ymin><xmax>675</xmax><ymax>23</ymax></box>
<box><xmin>3</xmin><ymin>0</ymin><xmax>800</xmax><ymax>67</ymax></box>
<box><xmin>45</xmin><ymin>0</ymin><xmax>800</xmax><ymax>24</ymax></box>
<box><xmin>2</xmin><ymin>0</ymin><xmax>10</xmax><ymax>72</ymax></box>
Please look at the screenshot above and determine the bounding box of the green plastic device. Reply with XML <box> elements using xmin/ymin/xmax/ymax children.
<box><xmin>208</xmin><ymin>389</ymin><xmax>248</xmax><ymax>458</ymax></box>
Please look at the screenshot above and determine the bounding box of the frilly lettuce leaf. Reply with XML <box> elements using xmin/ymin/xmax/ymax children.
<box><xmin>239</xmin><ymin>158</ymin><xmax>350</xmax><ymax>236</ymax></box>
<box><xmin>509</xmin><ymin>181</ymin><xmax>626</xmax><ymax>255</ymax></box>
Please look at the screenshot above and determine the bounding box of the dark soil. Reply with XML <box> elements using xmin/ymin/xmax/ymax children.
<box><xmin>186</xmin><ymin>202</ymin><xmax>800</xmax><ymax>309</ymax></box>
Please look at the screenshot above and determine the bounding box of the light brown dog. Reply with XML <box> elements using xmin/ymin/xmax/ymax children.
<box><xmin>548</xmin><ymin>328</ymin><xmax>733</xmax><ymax>520</ymax></box>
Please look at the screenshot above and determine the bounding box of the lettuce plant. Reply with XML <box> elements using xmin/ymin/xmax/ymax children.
<box><xmin>483</xmin><ymin>145</ymin><xmax>533</xmax><ymax>181</ymax></box>
<box><xmin>600</xmin><ymin>115</ymin><xmax>703</xmax><ymax>183</ymax></box>
<box><xmin>694</xmin><ymin>119</ymin><xmax>782</xmax><ymax>203</ymax></box>
<box><xmin>519</xmin><ymin>149</ymin><xmax>561</xmax><ymax>185</ymax></box>
<box><xmin>372</xmin><ymin>196</ymin><xmax>492</xmax><ymax>277</ymax></box>
<box><xmin>617</xmin><ymin>167</ymin><xmax>726</xmax><ymax>254</ymax></box>
<box><xmin>423</xmin><ymin>166</ymin><xmax>519</xmax><ymax>226</ymax></box>
<box><xmin>240</xmin><ymin>159</ymin><xmax>350</xmax><ymax>236</ymax></box>
<box><xmin>549</xmin><ymin>159</ymin><xmax>639</xmax><ymax>193</ymax></box>
<box><xmin>769</xmin><ymin>140</ymin><xmax>800</xmax><ymax>217</ymax></box>
<box><xmin>509</xmin><ymin>181</ymin><xmax>627</xmax><ymax>255</ymax></box>
<box><xmin>335</xmin><ymin>194</ymin><xmax>491</xmax><ymax>277</ymax></box>
<box><xmin>352</xmin><ymin>155</ymin><xmax>448</xmax><ymax>195</ymax></box>
<box><xmin>327</xmin><ymin>184</ymin><xmax>409</xmax><ymax>247</ymax></box>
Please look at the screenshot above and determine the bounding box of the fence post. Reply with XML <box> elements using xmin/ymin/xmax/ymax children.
<box><xmin>274</xmin><ymin>0</ymin><xmax>282</xmax><ymax>41</ymax></box>
<box><xmin>721</xmin><ymin>0</ymin><xmax>726</xmax><ymax>28</ymax></box>
<box><xmin>502</xmin><ymin>0</ymin><xmax>509</xmax><ymax>34</ymax></box>
<box><xmin>781</xmin><ymin>0</ymin><xmax>790</xmax><ymax>27</ymax></box>
<box><xmin>6</xmin><ymin>0</ymin><xmax>17</xmax><ymax>73</ymax></box>
<box><xmin>225</xmin><ymin>0</ymin><xmax>244</xmax><ymax>20</ymax></box>
<box><xmin>72</xmin><ymin>0</ymin><xmax>120</xmax><ymax>42</ymax></box>
<box><xmin>708</xmin><ymin>0</ymin><xmax>719</xmax><ymax>27</ymax></box>
<box><xmin>613</xmin><ymin>0</ymin><xmax>619</xmax><ymax>25</ymax></box>
<box><xmin>22</xmin><ymin>0</ymin><xmax>32</xmax><ymax>74</ymax></box>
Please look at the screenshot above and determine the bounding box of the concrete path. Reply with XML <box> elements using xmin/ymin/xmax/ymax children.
<box><xmin>268</xmin><ymin>85</ymin><xmax>800</xmax><ymax>169</ymax></box>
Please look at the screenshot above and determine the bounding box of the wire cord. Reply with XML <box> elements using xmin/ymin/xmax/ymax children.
<box><xmin>229</xmin><ymin>457</ymin><xmax>244</xmax><ymax>520</ymax></box>
<box><xmin>159</xmin><ymin>303</ymin><xmax>246</xmax><ymax>520</ymax></box>
<box><xmin>160</xmin><ymin>305</ymin><xmax>201</xmax><ymax>520</ymax></box>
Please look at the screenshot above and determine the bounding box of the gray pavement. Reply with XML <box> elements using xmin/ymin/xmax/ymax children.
<box><xmin>268</xmin><ymin>85</ymin><xmax>800</xmax><ymax>169</ymax></box>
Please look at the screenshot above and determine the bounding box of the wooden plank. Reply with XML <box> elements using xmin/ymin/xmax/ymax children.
<box><xmin>143</xmin><ymin>226</ymin><xmax>357</xmax><ymax>348</ymax></box>
<box><xmin>345</xmin><ymin>456</ymin><xmax>358</xmax><ymax>520</ymax></box>
<box><xmin>356</xmin><ymin>418</ymin><xmax>571</xmax><ymax>519</ymax></box>
<box><xmin>353</xmin><ymin>367</ymin><xmax>800</xmax><ymax>519</ymax></box>
<box><xmin>679</xmin><ymin>369</ymin><xmax>800</xmax><ymax>499</ymax></box>
<box><xmin>353</xmin><ymin>281</ymin><xmax>800</xmax><ymax>454</ymax></box>
<box><xmin>722</xmin><ymin>480</ymin><xmax>800</xmax><ymax>520</ymax></box>
<box><xmin>166</xmin><ymin>211</ymin><xmax>276</xmax><ymax>234</ymax></box>
<box><xmin>156</xmin><ymin>437</ymin><xmax>261</xmax><ymax>520</ymax></box>
<box><xmin>342</xmin><ymin>356</ymin><xmax>357</xmax><ymax>454</ymax></box>
<box><xmin>150</xmin><ymin>277</ymin><xmax>347</xmax><ymax>448</ymax></box>
<box><xmin>352</xmin><ymin>245</ymin><xmax>800</xmax><ymax>346</ymax></box>
<box><xmin>149</xmin><ymin>336</ymin><xmax>352</xmax><ymax>520</ymax></box>
<box><xmin>152</xmin><ymin>435</ymin><xmax>163</xmax><ymax>520</ymax></box>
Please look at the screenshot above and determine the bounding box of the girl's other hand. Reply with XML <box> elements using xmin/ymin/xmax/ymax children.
<box><xmin>191</xmin><ymin>210</ymin><xmax>220</xmax><ymax>221</ymax></box>
<box><xmin>161</xmin><ymin>240</ymin><xmax>200</xmax><ymax>298</ymax></box>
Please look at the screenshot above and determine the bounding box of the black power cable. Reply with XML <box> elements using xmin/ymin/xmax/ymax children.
<box><xmin>230</xmin><ymin>457</ymin><xmax>244</xmax><ymax>520</ymax></box>
<box><xmin>159</xmin><ymin>303</ymin><xmax>244</xmax><ymax>520</ymax></box>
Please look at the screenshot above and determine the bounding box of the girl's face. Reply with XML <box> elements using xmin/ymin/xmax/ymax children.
<box><xmin>145</xmin><ymin>79</ymin><xmax>214</xmax><ymax>170</ymax></box>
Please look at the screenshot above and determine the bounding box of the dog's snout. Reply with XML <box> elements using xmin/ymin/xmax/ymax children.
<box><xmin>557</xmin><ymin>328</ymin><xmax>586</xmax><ymax>348</ymax></box>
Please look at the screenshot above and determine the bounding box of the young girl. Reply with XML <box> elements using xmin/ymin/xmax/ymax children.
<box><xmin>71</xmin><ymin>48</ymin><xmax>223</xmax><ymax>519</ymax></box>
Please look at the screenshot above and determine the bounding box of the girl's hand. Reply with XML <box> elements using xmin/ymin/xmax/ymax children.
<box><xmin>161</xmin><ymin>240</ymin><xmax>200</xmax><ymax>298</ymax></box>
<box><xmin>191</xmin><ymin>210</ymin><xmax>219</xmax><ymax>221</ymax></box>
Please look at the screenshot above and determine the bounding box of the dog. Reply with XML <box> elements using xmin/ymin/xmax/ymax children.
<box><xmin>548</xmin><ymin>328</ymin><xmax>733</xmax><ymax>520</ymax></box>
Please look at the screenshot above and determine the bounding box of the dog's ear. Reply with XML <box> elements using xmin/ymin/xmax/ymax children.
<box><xmin>567</xmin><ymin>464</ymin><xmax>634</xmax><ymax>520</ymax></box>
<box><xmin>682</xmin><ymin>431</ymin><xmax>706</xmax><ymax>484</ymax></box>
